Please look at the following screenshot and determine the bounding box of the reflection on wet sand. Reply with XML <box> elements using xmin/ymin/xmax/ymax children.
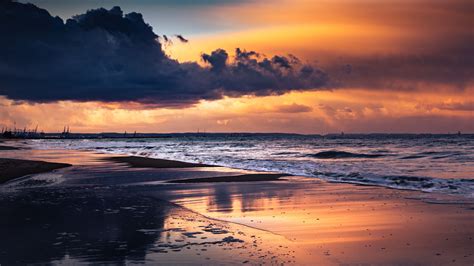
<box><xmin>158</xmin><ymin>178</ymin><xmax>474</xmax><ymax>265</ymax></box>
<box><xmin>0</xmin><ymin>186</ymin><xmax>303</xmax><ymax>265</ymax></box>
<box><xmin>0</xmin><ymin>147</ymin><xmax>110</xmax><ymax>166</ymax></box>
<box><xmin>0</xmin><ymin>188</ymin><xmax>167</xmax><ymax>264</ymax></box>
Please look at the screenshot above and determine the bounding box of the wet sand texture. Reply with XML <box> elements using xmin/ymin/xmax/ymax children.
<box><xmin>0</xmin><ymin>187</ymin><xmax>295</xmax><ymax>265</ymax></box>
<box><xmin>0</xmin><ymin>158</ymin><xmax>71</xmax><ymax>184</ymax></box>
<box><xmin>106</xmin><ymin>156</ymin><xmax>216</xmax><ymax>168</ymax></box>
<box><xmin>0</xmin><ymin>146</ymin><xmax>20</xmax><ymax>150</ymax></box>
<box><xmin>163</xmin><ymin>180</ymin><xmax>474</xmax><ymax>265</ymax></box>
<box><xmin>168</xmin><ymin>173</ymin><xmax>288</xmax><ymax>183</ymax></box>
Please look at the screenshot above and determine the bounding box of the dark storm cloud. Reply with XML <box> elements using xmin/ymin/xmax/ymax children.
<box><xmin>201</xmin><ymin>49</ymin><xmax>229</xmax><ymax>72</ymax></box>
<box><xmin>0</xmin><ymin>1</ymin><xmax>328</xmax><ymax>107</ymax></box>
<box><xmin>25</xmin><ymin>0</ymin><xmax>251</xmax><ymax>8</ymax></box>
<box><xmin>271</xmin><ymin>56</ymin><xmax>291</xmax><ymax>69</ymax></box>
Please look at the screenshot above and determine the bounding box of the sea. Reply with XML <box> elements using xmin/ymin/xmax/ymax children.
<box><xmin>29</xmin><ymin>134</ymin><xmax>474</xmax><ymax>198</ymax></box>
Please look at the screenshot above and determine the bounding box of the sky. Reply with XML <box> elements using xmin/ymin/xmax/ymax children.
<box><xmin>0</xmin><ymin>0</ymin><xmax>473</xmax><ymax>133</ymax></box>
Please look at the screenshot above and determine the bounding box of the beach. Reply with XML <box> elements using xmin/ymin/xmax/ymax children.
<box><xmin>0</xmin><ymin>143</ymin><xmax>473</xmax><ymax>265</ymax></box>
<box><xmin>1</xmin><ymin>0</ymin><xmax>472</xmax><ymax>264</ymax></box>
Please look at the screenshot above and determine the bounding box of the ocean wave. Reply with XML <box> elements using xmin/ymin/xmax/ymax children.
<box><xmin>27</xmin><ymin>136</ymin><xmax>474</xmax><ymax>197</ymax></box>
<box><xmin>401</xmin><ymin>151</ymin><xmax>462</xmax><ymax>160</ymax></box>
<box><xmin>313</xmin><ymin>171</ymin><xmax>473</xmax><ymax>196</ymax></box>
<box><xmin>307</xmin><ymin>150</ymin><xmax>386</xmax><ymax>159</ymax></box>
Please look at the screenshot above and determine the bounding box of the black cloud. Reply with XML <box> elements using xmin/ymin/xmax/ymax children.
<box><xmin>0</xmin><ymin>1</ymin><xmax>328</xmax><ymax>107</ymax></box>
<box><xmin>201</xmin><ymin>49</ymin><xmax>228</xmax><ymax>73</ymax></box>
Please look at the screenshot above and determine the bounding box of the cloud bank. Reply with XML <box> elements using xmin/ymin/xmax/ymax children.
<box><xmin>326</xmin><ymin>47</ymin><xmax>474</xmax><ymax>91</ymax></box>
<box><xmin>0</xmin><ymin>1</ymin><xmax>327</xmax><ymax>107</ymax></box>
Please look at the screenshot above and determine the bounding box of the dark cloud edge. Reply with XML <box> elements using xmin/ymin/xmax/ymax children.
<box><xmin>0</xmin><ymin>1</ymin><xmax>329</xmax><ymax>108</ymax></box>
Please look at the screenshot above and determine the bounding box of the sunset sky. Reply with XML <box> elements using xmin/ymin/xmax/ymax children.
<box><xmin>1</xmin><ymin>0</ymin><xmax>472</xmax><ymax>133</ymax></box>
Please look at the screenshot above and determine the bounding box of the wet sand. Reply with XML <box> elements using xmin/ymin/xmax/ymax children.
<box><xmin>106</xmin><ymin>156</ymin><xmax>216</xmax><ymax>168</ymax></box>
<box><xmin>0</xmin><ymin>158</ymin><xmax>71</xmax><ymax>184</ymax></box>
<box><xmin>0</xmin><ymin>149</ymin><xmax>473</xmax><ymax>265</ymax></box>
<box><xmin>0</xmin><ymin>145</ymin><xmax>20</xmax><ymax>150</ymax></box>
<box><xmin>158</xmin><ymin>179</ymin><xmax>474</xmax><ymax>265</ymax></box>
<box><xmin>0</xmin><ymin>186</ymin><xmax>295</xmax><ymax>265</ymax></box>
<box><xmin>107</xmin><ymin>156</ymin><xmax>289</xmax><ymax>183</ymax></box>
<box><xmin>168</xmin><ymin>173</ymin><xmax>289</xmax><ymax>183</ymax></box>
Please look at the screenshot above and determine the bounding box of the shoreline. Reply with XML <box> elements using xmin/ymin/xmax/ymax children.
<box><xmin>106</xmin><ymin>156</ymin><xmax>290</xmax><ymax>183</ymax></box>
<box><xmin>0</xmin><ymin>153</ymin><xmax>214</xmax><ymax>184</ymax></box>
<box><xmin>105</xmin><ymin>156</ymin><xmax>217</xmax><ymax>168</ymax></box>
<box><xmin>2</xmin><ymin>152</ymin><xmax>472</xmax><ymax>198</ymax></box>
<box><xmin>1</xmin><ymin>152</ymin><xmax>471</xmax><ymax>201</ymax></box>
<box><xmin>0</xmin><ymin>158</ymin><xmax>71</xmax><ymax>184</ymax></box>
<box><xmin>7</xmin><ymin>134</ymin><xmax>473</xmax><ymax>198</ymax></box>
<box><xmin>0</xmin><ymin>154</ymin><xmax>290</xmax><ymax>186</ymax></box>
<box><xmin>167</xmin><ymin>173</ymin><xmax>289</xmax><ymax>183</ymax></box>
<box><xmin>104</xmin><ymin>155</ymin><xmax>473</xmax><ymax>199</ymax></box>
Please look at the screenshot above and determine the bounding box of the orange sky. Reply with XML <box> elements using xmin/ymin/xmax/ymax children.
<box><xmin>1</xmin><ymin>0</ymin><xmax>472</xmax><ymax>133</ymax></box>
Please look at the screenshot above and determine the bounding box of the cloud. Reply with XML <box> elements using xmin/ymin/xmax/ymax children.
<box><xmin>274</xmin><ymin>103</ymin><xmax>312</xmax><ymax>113</ymax></box>
<box><xmin>420</xmin><ymin>101</ymin><xmax>474</xmax><ymax>112</ymax></box>
<box><xmin>175</xmin><ymin>34</ymin><xmax>189</xmax><ymax>43</ymax></box>
<box><xmin>318</xmin><ymin>104</ymin><xmax>357</xmax><ymax>120</ymax></box>
<box><xmin>437</xmin><ymin>102</ymin><xmax>474</xmax><ymax>112</ymax></box>
<box><xmin>326</xmin><ymin>47</ymin><xmax>474</xmax><ymax>91</ymax></box>
<box><xmin>319</xmin><ymin>1</ymin><xmax>474</xmax><ymax>92</ymax></box>
<box><xmin>201</xmin><ymin>49</ymin><xmax>228</xmax><ymax>72</ymax></box>
<box><xmin>0</xmin><ymin>1</ymin><xmax>327</xmax><ymax>107</ymax></box>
